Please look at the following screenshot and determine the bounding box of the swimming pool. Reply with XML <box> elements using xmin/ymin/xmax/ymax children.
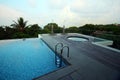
<box><xmin>0</xmin><ymin>38</ymin><xmax>65</xmax><ymax>80</ymax></box>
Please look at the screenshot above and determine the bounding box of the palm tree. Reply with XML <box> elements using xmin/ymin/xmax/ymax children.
<box><xmin>11</xmin><ymin>17</ymin><xmax>27</xmax><ymax>32</ymax></box>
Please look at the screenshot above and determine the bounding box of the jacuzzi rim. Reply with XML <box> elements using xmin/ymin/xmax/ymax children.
<box><xmin>67</xmin><ymin>36</ymin><xmax>89</xmax><ymax>41</ymax></box>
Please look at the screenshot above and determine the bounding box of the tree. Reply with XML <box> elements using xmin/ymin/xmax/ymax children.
<box><xmin>11</xmin><ymin>17</ymin><xmax>27</xmax><ymax>32</ymax></box>
<box><xmin>44</xmin><ymin>23</ymin><xmax>62</xmax><ymax>33</ymax></box>
<box><xmin>66</xmin><ymin>26</ymin><xmax>79</xmax><ymax>33</ymax></box>
<box><xmin>0</xmin><ymin>27</ymin><xmax>5</xmax><ymax>39</ymax></box>
<box><xmin>27</xmin><ymin>24</ymin><xmax>42</xmax><ymax>37</ymax></box>
<box><xmin>5</xmin><ymin>26</ymin><xmax>16</xmax><ymax>39</ymax></box>
<box><xmin>79</xmin><ymin>24</ymin><xmax>96</xmax><ymax>35</ymax></box>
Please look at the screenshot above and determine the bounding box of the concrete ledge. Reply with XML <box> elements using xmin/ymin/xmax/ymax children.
<box><xmin>93</xmin><ymin>42</ymin><xmax>120</xmax><ymax>53</ymax></box>
<box><xmin>94</xmin><ymin>40</ymin><xmax>113</xmax><ymax>46</ymax></box>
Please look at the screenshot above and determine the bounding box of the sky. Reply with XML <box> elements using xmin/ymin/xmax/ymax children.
<box><xmin>0</xmin><ymin>0</ymin><xmax>120</xmax><ymax>28</ymax></box>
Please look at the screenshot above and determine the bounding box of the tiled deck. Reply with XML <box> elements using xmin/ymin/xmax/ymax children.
<box><xmin>34</xmin><ymin>33</ymin><xmax>120</xmax><ymax>80</ymax></box>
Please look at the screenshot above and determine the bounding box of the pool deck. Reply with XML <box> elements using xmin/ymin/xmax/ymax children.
<box><xmin>34</xmin><ymin>33</ymin><xmax>120</xmax><ymax>80</ymax></box>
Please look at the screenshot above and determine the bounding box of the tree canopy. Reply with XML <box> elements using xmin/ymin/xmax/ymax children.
<box><xmin>11</xmin><ymin>17</ymin><xmax>27</xmax><ymax>32</ymax></box>
<box><xmin>44</xmin><ymin>23</ymin><xmax>62</xmax><ymax>33</ymax></box>
<box><xmin>0</xmin><ymin>17</ymin><xmax>120</xmax><ymax>49</ymax></box>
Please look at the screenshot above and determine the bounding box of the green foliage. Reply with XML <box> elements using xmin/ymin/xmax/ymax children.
<box><xmin>78</xmin><ymin>24</ymin><xmax>120</xmax><ymax>49</ymax></box>
<box><xmin>12</xmin><ymin>32</ymin><xmax>30</xmax><ymax>38</ymax></box>
<box><xmin>44</xmin><ymin>23</ymin><xmax>62</xmax><ymax>33</ymax></box>
<box><xmin>96</xmin><ymin>34</ymin><xmax>120</xmax><ymax>49</ymax></box>
<box><xmin>80</xmin><ymin>29</ymin><xmax>94</xmax><ymax>35</ymax></box>
<box><xmin>11</xmin><ymin>17</ymin><xmax>27</xmax><ymax>32</ymax></box>
<box><xmin>79</xmin><ymin>24</ymin><xmax>120</xmax><ymax>35</ymax></box>
<box><xmin>26</xmin><ymin>24</ymin><xmax>42</xmax><ymax>37</ymax></box>
<box><xmin>0</xmin><ymin>27</ymin><xmax>5</xmax><ymax>39</ymax></box>
<box><xmin>113</xmin><ymin>27</ymin><xmax>120</xmax><ymax>35</ymax></box>
<box><xmin>79</xmin><ymin>24</ymin><xmax>96</xmax><ymax>35</ymax></box>
<box><xmin>42</xmin><ymin>28</ymin><xmax>50</xmax><ymax>33</ymax></box>
<box><xmin>5</xmin><ymin>27</ymin><xmax>16</xmax><ymax>39</ymax></box>
<box><xmin>66</xmin><ymin>26</ymin><xmax>79</xmax><ymax>33</ymax></box>
<box><xmin>1</xmin><ymin>17</ymin><xmax>120</xmax><ymax>50</ymax></box>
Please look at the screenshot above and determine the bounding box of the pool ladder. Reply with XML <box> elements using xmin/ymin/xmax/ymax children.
<box><xmin>55</xmin><ymin>43</ymin><xmax>69</xmax><ymax>67</ymax></box>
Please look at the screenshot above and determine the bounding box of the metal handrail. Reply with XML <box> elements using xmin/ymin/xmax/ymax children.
<box><xmin>54</xmin><ymin>43</ymin><xmax>69</xmax><ymax>67</ymax></box>
<box><xmin>55</xmin><ymin>43</ymin><xmax>63</xmax><ymax>53</ymax></box>
<box><xmin>61</xmin><ymin>46</ymin><xmax>69</xmax><ymax>57</ymax></box>
<box><xmin>55</xmin><ymin>43</ymin><xmax>63</xmax><ymax>67</ymax></box>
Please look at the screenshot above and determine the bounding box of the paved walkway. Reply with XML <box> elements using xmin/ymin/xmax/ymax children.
<box><xmin>34</xmin><ymin>33</ymin><xmax>120</xmax><ymax>80</ymax></box>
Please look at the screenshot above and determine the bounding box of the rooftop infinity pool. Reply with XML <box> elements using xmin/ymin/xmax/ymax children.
<box><xmin>0</xmin><ymin>38</ymin><xmax>65</xmax><ymax>80</ymax></box>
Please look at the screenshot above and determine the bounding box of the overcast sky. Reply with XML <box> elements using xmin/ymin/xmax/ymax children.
<box><xmin>0</xmin><ymin>0</ymin><xmax>120</xmax><ymax>28</ymax></box>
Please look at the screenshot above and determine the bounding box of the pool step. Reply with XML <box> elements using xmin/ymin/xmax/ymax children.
<box><xmin>55</xmin><ymin>56</ymin><xmax>62</xmax><ymax>67</ymax></box>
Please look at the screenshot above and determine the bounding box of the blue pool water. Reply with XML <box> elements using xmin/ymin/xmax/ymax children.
<box><xmin>0</xmin><ymin>38</ymin><xmax>65</xmax><ymax>80</ymax></box>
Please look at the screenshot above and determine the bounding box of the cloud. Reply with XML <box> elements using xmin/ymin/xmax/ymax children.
<box><xmin>0</xmin><ymin>5</ymin><xmax>24</xmax><ymax>18</ymax></box>
<box><xmin>67</xmin><ymin>0</ymin><xmax>120</xmax><ymax>25</ymax></box>
<box><xmin>46</xmin><ymin>0</ymin><xmax>117</xmax><ymax>27</ymax></box>
<box><xmin>71</xmin><ymin>0</ymin><xmax>112</xmax><ymax>13</ymax></box>
<box><xmin>50</xmin><ymin>6</ymin><xmax>80</xmax><ymax>27</ymax></box>
<box><xmin>0</xmin><ymin>0</ymin><xmax>120</xmax><ymax>27</ymax></box>
<box><xmin>48</xmin><ymin>0</ymin><xmax>67</xmax><ymax>10</ymax></box>
<box><xmin>27</xmin><ymin>0</ymin><xmax>38</xmax><ymax>7</ymax></box>
<box><xmin>0</xmin><ymin>4</ymin><xmax>26</xmax><ymax>25</ymax></box>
